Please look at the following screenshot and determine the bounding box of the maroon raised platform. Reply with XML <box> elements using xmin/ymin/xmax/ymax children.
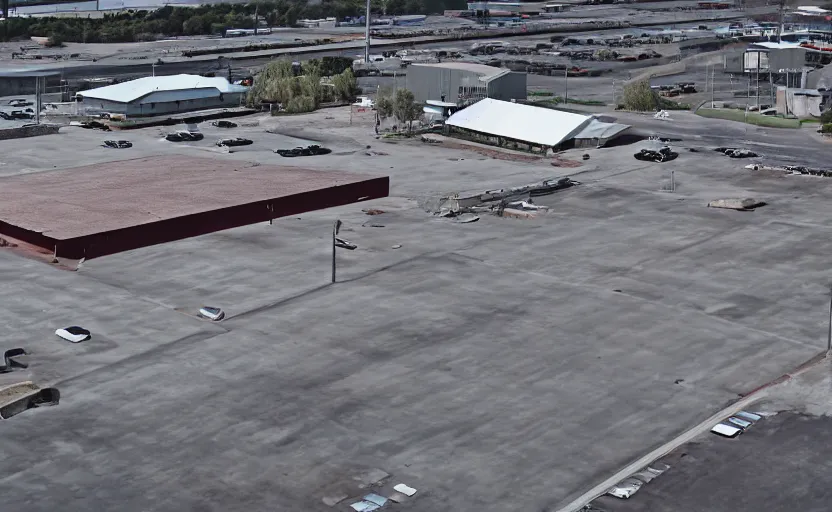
<box><xmin>0</xmin><ymin>155</ymin><xmax>389</xmax><ymax>259</ymax></box>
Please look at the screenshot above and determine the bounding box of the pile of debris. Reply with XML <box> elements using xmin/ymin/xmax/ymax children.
<box><xmin>708</xmin><ymin>198</ymin><xmax>766</xmax><ymax>211</ymax></box>
<box><xmin>274</xmin><ymin>144</ymin><xmax>332</xmax><ymax>157</ymax></box>
<box><xmin>103</xmin><ymin>140</ymin><xmax>132</xmax><ymax>149</ymax></box>
<box><xmin>634</xmin><ymin>146</ymin><xmax>678</xmax><ymax>162</ymax></box>
<box><xmin>714</xmin><ymin>147</ymin><xmax>757</xmax><ymax>158</ymax></box>
<box><xmin>436</xmin><ymin>177</ymin><xmax>579</xmax><ymax>221</ymax></box>
<box><xmin>747</xmin><ymin>163</ymin><xmax>832</xmax><ymax>177</ymax></box>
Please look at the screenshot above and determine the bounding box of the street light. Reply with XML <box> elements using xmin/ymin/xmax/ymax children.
<box><xmin>332</xmin><ymin>220</ymin><xmax>357</xmax><ymax>283</ymax></box>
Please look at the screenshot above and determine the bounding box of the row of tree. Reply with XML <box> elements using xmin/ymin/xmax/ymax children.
<box><xmin>247</xmin><ymin>58</ymin><xmax>360</xmax><ymax>113</ymax></box>
<box><xmin>2</xmin><ymin>0</ymin><xmax>467</xmax><ymax>43</ymax></box>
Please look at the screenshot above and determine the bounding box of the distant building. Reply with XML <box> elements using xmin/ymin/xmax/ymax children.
<box><xmin>406</xmin><ymin>62</ymin><xmax>527</xmax><ymax>105</ymax></box>
<box><xmin>75</xmin><ymin>74</ymin><xmax>248</xmax><ymax>117</ymax></box>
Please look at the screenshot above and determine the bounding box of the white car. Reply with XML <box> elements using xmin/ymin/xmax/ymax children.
<box><xmin>353</xmin><ymin>96</ymin><xmax>375</xmax><ymax>109</ymax></box>
<box><xmin>55</xmin><ymin>326</ymin><xmax>91</xmax><ymax>343</ymax></box>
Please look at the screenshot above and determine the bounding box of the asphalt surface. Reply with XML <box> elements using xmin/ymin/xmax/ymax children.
<box><xmin>0</xmin><ymin>108</ymin><xmax>830</xmax><ymax>512</ymax></box>
<box><xmin>589</xmin><ymin>412</ymin><xmax>832</xmax><ymax>512</ymax></box>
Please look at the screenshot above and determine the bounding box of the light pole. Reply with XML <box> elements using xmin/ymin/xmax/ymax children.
<box><xmin>564</xmin><ymin>66</ymin><xmax>568</xmax><ymax>104</ymax></box>
<box><xmin>332</xmin><ymin>219</ymin><xmax>340</xmax><ymax>283</ymax></box>
<box><xmin>827</xmin><ymin>284</ymin><xmax>832</xmax><ymax>351</ymax></box>
<box><xmin>612</xmin><ymin>79</ymin><xmax>617</xmax><ymax>106</ymax></box>
<box><xmin>364</xmin><ymin>0</ymin><xmax>371</xmax><ymax>65</ymax></box>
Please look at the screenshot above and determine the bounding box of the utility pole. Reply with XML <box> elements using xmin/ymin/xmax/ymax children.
<box><xmin>364</xmin><ymin>0</ymin><xmax>371</xmax><ymax>65</ymax></box>
<box><xmin>755</xmin><ymin>54</ymin><xmax>760</xmax><ymax>109</ymax></box>
<box><xmin>827</xmin><ymin>284</ymin><xmax>832</xmax><ymax>351</ymax></box>
<box><xmin>612</xmin><ymin>79</ymin><xmax>616</xmax><ymax>106</ymax></box>
<box><xmin>564</xmin><ymin>67</ymin><xmax>568</xmax><ymax>104</ymax></box>
<box><xmin>711</xmin><ymin>65</ymin><xmax>715</xmax><ymax>108</ymax></box>
<box><xmin>332</xmin><ymin>220</ymin><xmax>340</xmax><ymax>283</ymax></box>
<box><xmin>254</xmin><ymin>3</ymin><xmax>258</xmax><ymax>36</ymax></box>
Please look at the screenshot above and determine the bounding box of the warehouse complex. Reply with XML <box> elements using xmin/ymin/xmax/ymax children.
<box><xmin>75</xmin><ymin>74</ymin><xmax>249</xmax><ymax>117</ymax></box>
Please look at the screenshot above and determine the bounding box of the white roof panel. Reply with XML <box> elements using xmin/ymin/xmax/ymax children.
<box><xmin>446</xmin><ymin>98</ymin><xmax>592</xmax><ymax>147</ymax></box>
<box><xmin>77</xmin><ymin>74</ymin><xmax>248</xmax><ymax>103</ymax></box>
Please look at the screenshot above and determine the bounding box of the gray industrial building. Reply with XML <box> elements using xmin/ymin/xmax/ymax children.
<box><xmin>405</xmin><ymin>62</ymin><xmax>527</xmax><ymax>105</ymax></box>
<box><xmin>76</xmin><ymin>74</ymin><xmax>248</xmax><ymax>117</ymax></box>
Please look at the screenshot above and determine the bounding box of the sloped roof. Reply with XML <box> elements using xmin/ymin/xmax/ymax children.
<box><xmin>77</xmin><ymin>74</ymin><xmax>248</xmax><ymax>103</ymax></box>
<box><xmin>574</xmin><ymin>119</ymin><xmax>631</xmax><ymax>142</ymax></box>
<box><xmin>446</xmin><ymin>98</ymin><xmax>592</xmax><ymax>147</ymax></box>
<box><xmin>410</xmin><ymin>62</ymin><xmax>509</xmax><ymax>80</ymax></box>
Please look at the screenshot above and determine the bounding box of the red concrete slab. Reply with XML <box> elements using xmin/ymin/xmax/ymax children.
<box><xmin>0</xmin><ymin>155</ymin><xmax>389</xmax><ymax>259</ymax></box>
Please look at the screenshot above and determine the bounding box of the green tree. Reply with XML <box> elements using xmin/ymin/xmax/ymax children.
<box><xmin>376</xmin><ymin>88</ymin><xmax>394</xmax><ymax>120</ymax></box>
<box><xmin>621</xmin><ymin>79</ymin><xmax>660</xmax><ymax>112</ymax></box>
<box><xmin>331</xmin><ymin>68</ymin><xmax>359</xmax><ymax>102</ymax></box>
<box><xmin>182</xmin><ymin>15</ymin><xmax>205</xmax><ymax>35</ymax></box>
<box><xmin>393</xmin><ymin>89</ymin><xmax>422</xmax><ymax>132</ymax></box>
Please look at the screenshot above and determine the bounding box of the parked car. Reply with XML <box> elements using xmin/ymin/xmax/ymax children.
<box><xmin>216</xmin><ymin>137</ymin><xmax>253</xmax><ymax>147</ymax></box>
<box><xmin>165</xmin><ymin>131</ymin><xmax>204</xmax><ymax>142</ymax></box>
<box><xmin>211</xmin><ymin>120</ymin><xmax>238</xmax><ymax>128</ymax></box>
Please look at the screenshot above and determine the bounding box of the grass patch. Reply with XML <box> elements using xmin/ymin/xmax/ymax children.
<box><xmin>540</xmin><ymin>96</ymin><xmax>607</xmax><ymax>106</ymax></box>
<box><xmin>696</xmin><ymin>108</ymin><xmax>801</xmax><ymax>128</ymax></box>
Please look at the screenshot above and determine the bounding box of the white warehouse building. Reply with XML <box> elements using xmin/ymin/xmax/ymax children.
<box><xmin>76</xmin><ymin>74</ymin><xmax>249</xmax><ymax>117</ymax></box>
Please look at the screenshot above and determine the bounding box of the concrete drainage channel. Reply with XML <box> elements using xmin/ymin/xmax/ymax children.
<box><xmin>0</xmin><ymin>348</ymin><xmax>60</xmax><ymax>420</ymax></box>
<box><xmin>0</xmin><ymin>381</ymin><xmax>60</xmax><ymax>420</ymax></box>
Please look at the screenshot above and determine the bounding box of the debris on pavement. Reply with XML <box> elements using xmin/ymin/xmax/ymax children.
<box><xmin>363</xmin><ymin>209</ymin><xmax>385</xmax><ymax>215</ymax></box>
<box><xmin>456</xmin><ymin>213</ymin><xmax>480</xmax><ymax>223</ymax></box>
<box><xmin>0</xmin><ymin>348</ymin><xmax>27</xmax><ymax>374</ymax></box>
<box><xmin>747</xmin><ymin>163</ymin><xmax>832</xmax><ymax>177</ymax></box>
<box><xmin>436</xmin><ymin>177</ymin><xmax>577</xmax><ymax>221</ymax></box>
<box><xmin>349</xmin><ymin>500</ymin><xmax>380</xmax><ymax>512</ymax></box>
<box><xmin>55</xmin><ymin>326</ymin><xmax>91</xmax><ymax>343</ymax></box>
<box><xmin>606</xmin><ymin>477</ymin><xmax>643</xmax><ymax>499</ymax></box>
<box><xmin>322</xmin><ymin>494</ymin><xmax>348</xmax><ymax>507</ymax></box>
<box><xmin>634</xmin><ymin>146</ymin><xmax>678</xmax><ymax>162</ymax></box>
<box><xmin>387</xmin><ymin>491</ymin><xmax>408</xmax><ymax>503</ymax></box>
<box><xmin>363</xmin><ymin>494</ymin><xmax>388</xmax><ymax>507</ymax></box>
<box><xmin>714</xmin><ymin>147</ymin><xmax>758</xmax><ymax>158</ymax></box>
<box><xmin>275</xmin><ymin>145</ymin><xmax>332</xmax><ymax>157</ymax></box>
<box><xmin>103</xmin><ymin>140</ymin><xmax>132</xmax><ymax>149</ymax></box>
<box><xmin>707</xmin><ymin>198</ymin><xmax>765</xmax><ymax>211</ymax></box>
<box><xmin>507</xmin><ymin>200</ymin><xmax>549</xmax><ymax>211</ymax></box>
<box><xmin>392</xmin><ymin>483</ymin><xmax>417</xmax><ymax>497</ymax></box>
<box><xmin>335</xmin><ymin>237</ymin><xmax>357</xmax><ymax>250</ymax></box>
<box><xmin>198</xmin><ymin>307</ymin><xmax>225</xmax><ymax>321</ymax></box>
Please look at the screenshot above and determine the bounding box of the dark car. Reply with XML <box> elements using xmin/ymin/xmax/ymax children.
<box><xmin>211</xmin><ymin>120</ymin><xmax>238</xmax><ymax>128</ymax></box>
<box><xmin>216</xmin><ymin>137</ymin><xmax>253</xmax><ymax>147</ymax></box>
<box><xmin>166</xmin><ymin>131</ymin><xmax>204</xmax><ymax>142</ymax></box>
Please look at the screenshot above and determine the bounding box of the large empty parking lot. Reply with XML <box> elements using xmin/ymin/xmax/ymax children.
<box><xmin>0</xmin><ymin>108</ymin><xmax>830</xmax><ymax>511</ymax></box>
